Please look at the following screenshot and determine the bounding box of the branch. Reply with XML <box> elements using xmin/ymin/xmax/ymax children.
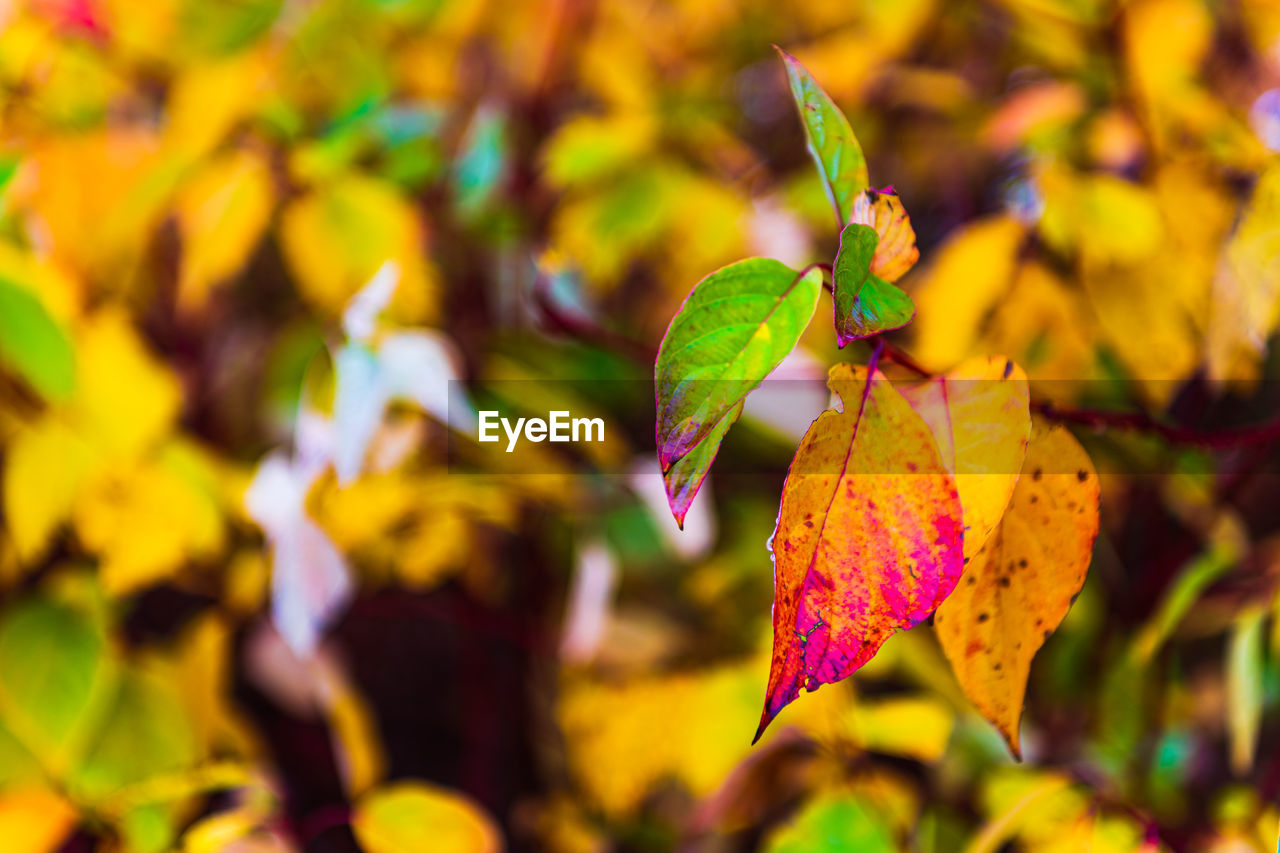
<box><xmin>1032</xmin><ymin>400</ymin><xmax>1280</xmax><ymax>449</ymax></box>
<box><xmin>530</xmin><ymin>273</ymin><xmax>656</xmax><ymax>363</ymax></box>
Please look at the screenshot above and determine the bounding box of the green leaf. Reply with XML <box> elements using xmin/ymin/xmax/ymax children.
<box><xmin>765</xmin><ymin>791</ymin><xmax>896</xmax><ymax>853</ymax></box>
<box><xmin>0</xmin><ymin>277</ymin><xmax>76</xmax><ymax>402</ymax></box>
<box><xmin>1227</xmin><ymin>607</ymin><xmax>1265</xmax><ymax>775</ymax></box>
<box><xmin>71</xmin><ymin>668</ymin><xmax>197</xmax><ymax>801</ymax></box>
<box><xmin>832</xmin><ymin>223</ymin><xmax>915</xmax><ymax>344</ymax></box>
<box><xmin>0</xmin><ymin>596</ymin><xmax>109</xmax><ymax>768</ymax></box>
<box><xmin>776</xmin><ymin>47</ymin><xmax>869</xmax><ymax>227</ymax></box>
<box><xmin>655</xmin><ymin>259</ymin><xmax>822</xmax><ymax>522</ymax></box>
<box><xmin>662</xmin><ymin>400</ymin><xmax>742</xmax><ymax>528</ymax></box>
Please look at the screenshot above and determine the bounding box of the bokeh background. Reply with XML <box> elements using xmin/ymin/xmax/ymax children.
<box><xmin>2</xmin><ymin>0</ymin><xmax>1280</xmax><ymax>850</ymax></box>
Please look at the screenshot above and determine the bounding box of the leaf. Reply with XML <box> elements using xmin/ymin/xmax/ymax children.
<box><xmin>655</xmin><ymin>259</ymin><xmax>823</xmax><ymax>521</ymax></box>
<box><xmin>73</xmin><ymin>455</ymin><xmax>224</xmax><ymax>597</ymax></box>
<box><xmin>0</xmin><ymin>277</ymin><xmax>76</xmax><ymax>402</ymax></box>
<box><xmin>764</xmin><ymin>790</ymin><xmax>896</xmax><ymax>853</ymax></box>
<box><xmin>0</xmin><ymin>789</ymin><xmax>77</xmax><ymax>853</ymax></box>
<box><xmin>662</xmin><ymin>401</ymin><xmax>742</xmax><ymax>528</ymax></box>
<box><xmin>72</xmin><ymin>311</ymin><xmax>182</xmax><ymax>458</ymax></box>
<box><xmin>3</xmin><ymin>418</ymin><xmax>94</xmax><ymax>564</ymax></box>
<box><xmin>541</xmin><ymin>114</ymin><xmax>655</xmax><ymax>189</ymax></box>
<box><xmin>174</xmin><ymin>149</ymin><xmax>274</xmax><ymax>313</ymax></box>
<box><xmin>1207</xmin><ymin>163</ymin><xmax>1280</xmax><ymax>384</ymax></box>
<box><xmin>280</xmin><ymin>175</ymin><xmax>436</xmax><ymax>320</ymax></box>
<box><xmin>1226</xmin><ymin>607</ymin><xmax>1265</xmax><ymax>775</ymax></box>
<box><xmin>831</xmin><ymin>222</ymin><xmax>916</xmax><ymax>345</ymax></box>
<box><xmin>776</xmin><ymin>47</ymin><xmax>869</xmax><ymax>226</ymax></box>
<box><xmin>353</xmin><ymin>781</ymin><xmax>501</xmax><ymax>853</ymax></box>
<box><xmin>850</xmin><ymin>188</ymin><xmax>919</xmax><ymax>281</ymax></box>
<box><xmin>758</xmin><ymin>364</ymin><xmax>964</xmax><ymax>741</ymax></box>
<box><xmin>910</xmin><ymin>216</ymin><xmax>1025</xmax><ymax>370</ymax></box>
<box><xmin>898</xmin><ymin>356</ymin><xmax>1031</xmax><ymax>562</ymax></box>
<box><xmin>933</xmin><ymin>422</ymin><xmax>1099</xmax><ymax>757</ymax></box>
<box><xmin>71</xmin><ymin>668</ymin><xmax>197</xmax><ymax>801</ymax></box>
<box><xmin>0</xmin><ymin>596</ymin><xmax>111</xmax><ymax>772</ymax></box>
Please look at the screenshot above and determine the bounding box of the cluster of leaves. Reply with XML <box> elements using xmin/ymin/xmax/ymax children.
<box><xmin>655</xmin><ymin>51</ymin><xmax>1101</xmax><ymax>754</ymax></box>
<box><xmin>1</xmin><ymin>0</ymin><xmax>1280</xmax><ymax>851</ymax></box>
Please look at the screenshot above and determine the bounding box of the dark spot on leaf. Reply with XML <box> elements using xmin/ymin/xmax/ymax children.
<box><xmin>1032</xmin><ymin>468</ymin><xmax>1043</xmax><ymax>481</ymax></box>
<box><xmin>993</xmin><ymin>662</ymin><xmax>1002</xmax><ymax>670</ymax></box>
<box><xmin>977</xmin><ymin>612</ymin><xmax>989</xmax><ymax>623</ymax></box>
<box><xmin>1077</xmin><ymin>470</ymin><xmax>1088</xmax><ymax>481</ymax></box>
<box><xmin>1003</xmin><ymin>360</ymin><xmax>1014</xmax><ymax>378</ymax></box>
<box><xmin>1018</xmin><ymin>559</ymin><xmax>1027</xmax><ymax>568</ymax></box>
<box><xmin>999</xmin><ymin>577</ymin><xmax>1011</xmax><ymax>588</ymax></box>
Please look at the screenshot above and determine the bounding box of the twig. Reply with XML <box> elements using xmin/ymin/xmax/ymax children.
<box><xmin>876</xmin><ymin>339</ymin><xmax>931</xmax><ymax>377</ymax></box>
<box><xmin>529</xmin><ymin>273</ymin><xmax>655</xmax><ymax>363</ymax></box>
<box><xmin>1032</xmin><ymin>401</ymin><xmax>1280</xmax><ymax>449</ymax></box>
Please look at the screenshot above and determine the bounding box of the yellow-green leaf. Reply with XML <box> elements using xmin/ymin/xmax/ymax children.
<box><xmin>777</xmin><ymin>47</ymin><xmax>869</xmax><ymax>226</ymax></box>
<box><xmin>353</xmin><ymin>781</ymin><xmax>502</xmax><ymax>853</ymax></box>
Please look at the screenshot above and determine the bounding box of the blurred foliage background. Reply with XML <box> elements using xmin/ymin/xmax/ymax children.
<box><xmin>2</xmin><ymin>0</ymin><xmax>1280</xmax><ymax>850</ymax></box>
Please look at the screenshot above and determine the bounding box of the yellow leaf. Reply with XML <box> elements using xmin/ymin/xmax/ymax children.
<box><xmin>910</xmin><ymin>216</ymin><xmax>1025</xmax><ymax>370</ymax></box>
<box><xmin>71</xmin><ymin>311</ymin><xmax>182</xmax><ymax>458</ymax></box>
<box><xmin>848</xmin><ymin>696</ymin><xmax>954</xmax><ymax>762</ymax></box>
<box><xmin>558</xmin><ymin>661</ymin><xmax>761</xmax><ymax>815</ymax></box>
<box><xmin>353</xmin><ymin>782</ymin><xmax>502</xmax><ymax>853</ymax></box>
<box><xmin>1125</xmin><ymin>0</ymin><xmax>1211</xmax><ymax>111</ymax></box>
<box><xmin>981</xmin><ymin>261</ymin><xmax>1098</xmax><ymax>393</ymax></box>
<box><xmin>280</xmin><ymin>175</ymin><xmax>436</xmax><ymax>321</ymax></box>
<box><xmin>935</xmin><ymin>422</ymin><xmax>1099</xmax><ymax>756</ymax></box>
<box><xmin>165</xmin><ymin>51</ymin><xmax>271</xmax><ymax>161</ymax></box>
<box><xmin>1039</xmin><ymin>169</ymin><xmax>1163</xmax><ymax>265</ymax></box>
<box><xmin>1083</xmin><ymin>259</ymin><xmax>1200</xmax><ymax>404</ymax></box>
<box><xmin>73</xmin><ymin>457</ymin><xmax>222</xmax><ymax>597</ymax></box>
<box><xmin>0</xmin><ymin>788</ymin><xmax>77</xmax><ymax>853</ymax></box>
<box><xmin>175</xmin><ymin>149</ymin><xmax>274</xmax><ymax>313</ymax></box>
<box><xmin>3</xmin><ymin>417</ymin><xmax>95</xmax><ymax>564</ymax></box>
<box><xmin>899</xmin><ymin>355</ymin><xmax>1031</xmax><ymax>562</ymax></box>
<box><xmin>1207</xmin><ymin>163</ymin><xmax>1280</xmax><ymax>384</ymax></box>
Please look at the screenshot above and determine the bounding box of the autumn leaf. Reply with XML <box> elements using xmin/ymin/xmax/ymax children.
<box><xmin>898</xmin><ymin>355</ymin><xmax>1031</xmax><ymax>562</ymax></box>
<box><xmin>757</xmin><ymin>364</ymin><xmax>964</xmax><ymax>741</ymax></box>
<box><xmin>776</xmin><ymin>47</ymin><xmax>869</xmax><ymax>226</ymax></box>
<box><xmin>934</xmin><ymin>422</ymin><xmax>1099</xmax><ymax>757</ymax></box>
<box><xmin>174</xmin><ymin>149</ymin><xmax>274</xmax><ymax>313</ymax></box>
<box><xmin>910</xmin><ymin>216</ymin><xmax>1025</xmax><ymax>370</ymax></box>
<box><xmin>655</xmin><ymin>259</ymin><xmax>823</xmax><ymax>524</ymax></box>
<box><xmin>850</xmin><ymin>188</ymin><xmax>919</xmax><ymax>281</ymax></box>
<box><xmin>661</xmin><ymin>401</ymin><xmax>743</xmax><ymax>527</ymax></box>
<box><xmin>353</xmin><ymin>781</ymin><xmax>501</xmax><ymax>853</ymax></box>
<box><xmin>831</xmin><ymin>222</ymin><xmax>916</xmax><ymax>346</ymax></box>
<box><xmin>1207</xmin><ymin>163</ymin><xmax>1280</xmax><ymax>384</ymax></box>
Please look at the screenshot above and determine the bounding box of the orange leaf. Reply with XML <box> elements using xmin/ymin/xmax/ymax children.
<box><xmin>757</xmin><ymin>364</ymin><xmax>964</xmax><ymax>741</ymax></box>
<box><xmin>898</xmin><ymin>355</ymin><xmax>1031</xmax><ymax>562</ymax></box>
<box><xmin>850</xmin><ymin>188</ymin><xmax>919</xmax><ymax>281</ymax></box>
<box><xmin>934</xmin><ymin>422</ymin><xmax>1099</xmax><ymax>757</ymax></box>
